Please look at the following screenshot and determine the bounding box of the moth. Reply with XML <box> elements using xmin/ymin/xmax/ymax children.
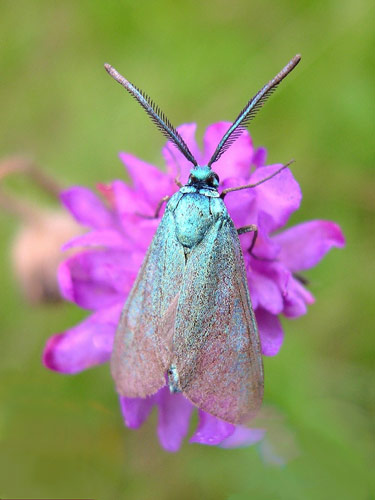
<box><xmin>105</xmin><ymin>55</ymin><xmax>301</xmax><ymax>425</ymax></box>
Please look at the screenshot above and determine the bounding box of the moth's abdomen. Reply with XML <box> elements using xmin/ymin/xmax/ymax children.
<box><xmin>173</xmin><ymin>193</ymin><xmax>220</xmax><ymax>248</ymax></box>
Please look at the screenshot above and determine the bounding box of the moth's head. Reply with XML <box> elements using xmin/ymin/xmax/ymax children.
<box><xmin>188</xmin><ymin>165</ymin><xmax>219</xmax><ymax>189</ymax></box>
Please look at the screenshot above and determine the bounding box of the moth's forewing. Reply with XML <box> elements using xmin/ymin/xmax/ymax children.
<box><xmin>111</xmin><ymin>208</ymin><xmax>185</xmax><ymax>398</ymax></box>
<box><xmin>173</xmin><ymin>216</ymin><xmax>264</xmax><ymax>425</ymax></box>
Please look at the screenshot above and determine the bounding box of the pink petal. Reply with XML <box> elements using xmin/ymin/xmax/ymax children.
<box><xmin>255</xmin><ymin>308</ymin><xmax>284</xmax><ymax>356</ymax></box>
<box><xmin>248</xmin><ymin>269</ymin><xmax>284</xmax><ymax>315</ymax></box>
<box><xmin>190</xmin><ymin>410</ymin><xmax>235</xmax><ymax>446</ymax></box>
<box><xmin>251</xmin><ymin>164</ymin><xmax>302</xmax><ymax>232</ymax></box>
<box><xmin>240</xmin><ymin>234</ymin><xmax>286</xmax><ymax>318</ymax></box>
<box><xmin>43</xmin><ymin>304</ymin><xmax>121</xmax><ymax>373</ymax></box>
<box><xmin>221</xmin><ymin>176</ymin><xmax>257</xmax><ymax>228</ymax></box>
<box><xmin>96</xmin><ymin>182</ymin><xmax>116</xmax><ymax>207</ymax></box>
<box><xmin>202</xmin><ymin>122</ymin><xmax>254</xmax><ymax>181</ymax></box>
<box><xmin>249</xmin><ymin>260</ymin><xmax>290</xmax><ymax>314</ymax></box>
<box><xmin>58</xmin><ymin>249</ymin><xmax>135</xmax><ymax>310</ymax></box>
<box><xmin>110</xmin><ymin>180</ymin><xmax>161</xmax><ymax>250</ymax></box>
<box><xmin>273</xmin><ymin>220</ymin><xmax>346</xmax><ymax>272</ymax></box>
<box><xmin>156</xmin><ymin>387</ymin><xmax>193</xmax><ymax>452</ymax></box>
<box><xmin>60</xmin><ymin>187</ymin><xmax>113</xmax><ymax>229</ymax></box>
<box><xmin>238</xmin><ymin>229</ymin><xmax>281</xmax><ymax>270</ymax></box>
<box><xmin>62</xmin><ymin>229</ymin><xmax>128</xmax><ymax>251</ymax></box>
<box><xmin>162</xmin><ymin>123</ymin><xmax>202</xmax><ymax>183</ymax></box>
<box><xmin>119</xmin><ymin>153</ymin><xmax>174</xmax><ymax>207</ymax></box>
<box><xmin>252</xmin><ymin>147</ymin><xmax>267</xmax><ymax>168</ymax></box>
<box><xmin>283</xmin><ymin>276</ymin><xmax>315</xmax><ymax>318</ymax></box>
<box><xmin>111</xmin><ymin>180</ymin><xmax>155</xmax><ymax>218</ymax></box>
<box><xmin>120</xmin><ymin>222</ymin><xmax>157</xmax><ymax>253</ymax></box>
<box><xmin>119</xmin><ymin>395</ymin><xmax>155</xmax><ymax>429</ymax></box>
<box><xmin>253</xmin><ymin>212</ymin><xmax>283</xmax><ymax>259</ymax></box>
<box><xmin>220</xmin><ymin>427</ymin><xmax>266</xmax><ymax>448</ymax></box>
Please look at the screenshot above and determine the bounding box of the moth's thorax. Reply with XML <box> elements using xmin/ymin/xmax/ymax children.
<box><xmin>180</xmin><ymin>185</ymin><xmax>220</xmax><ymax>198</ymax></box>
<box><xmin>167</xmin><ymin>190</ymin><xmax>227</xmax><ymax>249</ymax></box>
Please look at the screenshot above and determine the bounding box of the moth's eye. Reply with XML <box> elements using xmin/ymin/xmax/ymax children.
<box><xmin>188</xmin><ymin>174</ymin><xmax>197</xmax><ymax>184</ymax></box>
<box><xmin>207</xmin><ymin>173</ymin><xmax>219</xmax><ymax>187</ymax></box>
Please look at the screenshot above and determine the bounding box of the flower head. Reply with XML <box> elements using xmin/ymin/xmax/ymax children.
<box><xmin>43</xmin><ymin>123</ymin><xmax>345</xmax><ymax>451</ymax></box>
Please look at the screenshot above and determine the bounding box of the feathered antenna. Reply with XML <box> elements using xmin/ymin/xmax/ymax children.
<box><xmin>208</xmin><ymin>55</ymin><xmax>301</xmax><ymax>167</ymax></box>
<box><xmin>104</xmin><ymin>64</ymin><xmax>198</xmax><ymax>167</ymax></box>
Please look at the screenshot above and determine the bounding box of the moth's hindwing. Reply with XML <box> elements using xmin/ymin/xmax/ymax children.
<box><xmin>173</xmin><ymin>216</ymin><xmax>264</xmax><ymax>425</ymax></box>
<box><xmin>111</xmin><ymin>208</ymin><xmax>185</xmax><ymax>398</ymax></box>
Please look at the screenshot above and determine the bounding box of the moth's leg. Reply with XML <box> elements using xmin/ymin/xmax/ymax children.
<box><xmin>153</xmin><ymin>195</ymin><xmax>171</xmax><ymax>218</ymax></box>
<box><xmin>136</xmin><ymin>195</ymin><xmax>171</xmax><ymax>219</ymax></box>
<box><xmin>174</xmin><ymin>176</ymin><xmax>183</xmax><ymax>188</ymax></box>
<box><xmin>220</xmin><ymin>161</ymin><xmax>293</xmax><ymax>199</ymax></box>
<box><xmin>237</xmin><ymin>224</ymin><xmax>258</xmax><ymax>254</ymax></box>
<box><xmin>237</xmin><ymin>224</ymin><xmax>275</xmax><ymax>261</ymax></box>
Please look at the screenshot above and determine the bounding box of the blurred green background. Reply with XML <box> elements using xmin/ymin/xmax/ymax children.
<box><xmin>0</xmin><ymin>0</ymin><xmax>373</xmax><ymax>499</ymax></box>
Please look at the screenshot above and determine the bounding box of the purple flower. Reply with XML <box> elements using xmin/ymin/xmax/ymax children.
<box><xmin>43</xmin><ymin>122</ymin><xmax>345</xmax><ymax>451</ymax></box>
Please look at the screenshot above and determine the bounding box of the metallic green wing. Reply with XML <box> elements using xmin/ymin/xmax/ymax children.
<box><xmin>111</xmin><ymin>207</ymin><xmax>185</xmax><ymax>398</ymax></box>
<box><xmin>172</xmin><ymin>217</ymin><xmax>264</xmax><ymax>424</ymax></box>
